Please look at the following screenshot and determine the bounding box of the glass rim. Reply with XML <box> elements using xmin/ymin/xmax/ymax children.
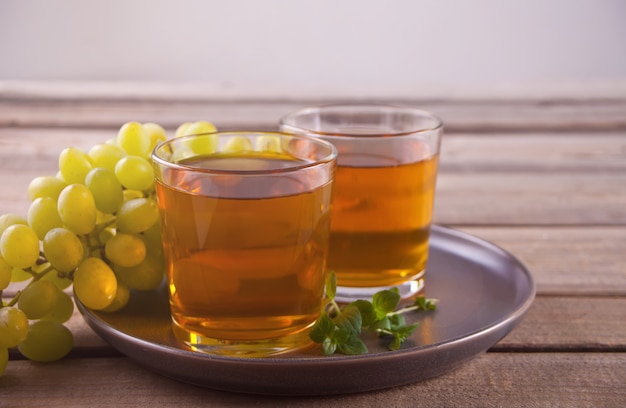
<box><xmin>279</xmin><ymin>103</ymin><xmax>443</xmax><ymax>138</ymax></box>
<box><xmin>151</xmin><ymin>131</ymin><xmax>338</xmax><ymax>176</ymax></box>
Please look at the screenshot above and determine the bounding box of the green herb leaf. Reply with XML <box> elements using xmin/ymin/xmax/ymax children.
<box><xmin>337</xmin><ymin>335</ymin><xmax>368</xmax><ymax>355</ymax></box>
<box><xmin>310</xmin><ymin>312</ymin><xmax>335</xmax><ymax>343</ymax></box>
<box><xmin>322</xmin><ymin>337</ymin><xmax>337</xmax><ymax>356</ymax></box>
<box><xmin>351</xmin><ymin>300</ymin><xmax>377</xmax><ymax>327</ymax></box>
<box><xmin>372</xmin><ymin>289</ymin><xmax>401</xmax><ymax>318</ymax></box>
<box><xmin>388</xmin><ymin>323</ymin><xmax>419</xmax><ymax>351</ymax></box>
<box><xmin>333</xmin><ymin>304</ymin><xmax>362</xmax><ymax>335</ymax></box>
<box><xmin>309</xmin><ymin>274</ymin><xmax>438</xmax><ymax>356</ymax></box>
<box><xmin>388</xmin><ymin>313</ymin><xmax>406</xmax><ymax>331</ymax></box>
<box><xmin>413</xmin><ymin>295</ymin><xmax>438</xmax><ymax>311</ymax></box>
<box><xmin>371</xmin><ymin>316</ymin><xmax>391</xmax><ymax>332</ymax></box>
<box><xmin>325</xmin><ymin>270</ymin><xmax>337</xmax><ymax>300</ymax></box>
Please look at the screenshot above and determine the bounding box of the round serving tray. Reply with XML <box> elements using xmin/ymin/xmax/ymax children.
<box><xmin>77</xmin><ymin>225</ymin><xmax>535</xmax><ymax>396</ymax></box>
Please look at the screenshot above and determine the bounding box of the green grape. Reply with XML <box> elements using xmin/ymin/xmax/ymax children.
<box><xmin>114</xmin><ymin>155</ymin><xmax>154</xmax><ymax>191</ymax></box>
<box><xmin>0</xmin><ymin>224</ymin><xmax>40</xmax><ymax>269</ymax></box>
<box><xmin>84</xmin><ymin>168</ymin><xmax>124</xmax><ymax>214</ymax></box>
<box><xmin>43</xmin><ymin>227</ymin><xmax>84</xmax><ymax>273</ymax></box>
<box><xmin>10</xmin><ymin>267</ymin><xmax>31</xmax><ymax>283</ymax></box>
<box><xmin>223</xmin><ymin>135</ymin><xmax>253</xmax><ymax>153</ymax></box>
<box><xmin>18</xmin><ymin>320</ymin><xmax>73</xmax><ymax>362</ymax></box>
<box><xmin>142</xmin><ymin>219</ymin><xmax>163</xmax><ymax>254</ymax></box>
<box><xmin>0</xmin><ymin>255</ymin><xmax>11</xmax><ymax>290</ymax></box>
<box><xmin>256</xmin><ymin>134</ymin><xmax>283</xmax><ymax>154</ymax></box>
<box><xmin>122</xmin><ymin>189</ymin><xmax>145</xmax><ymax>202</ymax></box>
<box><xmin>97</xmin><ymin>227</ymin><xmax>115</xmax><ymax>246</ymax></box>
<box><xmin>41</xmin><ymin>290</ymin><xmax>74</xmax><ymax>323</ymax></box>
<box><xmin>0</xmin><ymin>347</ymin><xmax>7</xmax><ymax>375</ymax></box>
<box><xmin>116</xmin><ymin>198</ymin><xmax>159</xmax><ymax>234</ymax></box>
<box><xmin>184</xmin><ymin>134</ymin><xmax>218</xmax><ymax>156</ymax></box>
<box><xmin>82</xmin><ymin>239</ymin><xmax>95</xmax><ymax>260</ymax></box>
<box><xmin>73</xmin><ymin>257</ymin><xmax>117</xmax><ymax>310</ymax></box>
<box><xmin>175</xmin><ymin>122</ymin><xmax>193</xmax><ymax>138</ymax></box>
<box><xmin>59</xmin><ymin>146</ymin><xmax>93</xmax><ymax>184</ymax></box>
<box><xmin>170</xmin><ymin>146</ymin><xmax>194</xmax><ymax>163</ymax></box>
<box><xmin>95</xmin><ymin>211</ymin><xmax>116</xmax><ymax>228</ymax></box>
<box><xmin>100</xmin><ymin>282</ymin><xmax>130</xmax><ymax>313</ymax></box>
<box><xmin>117</xmin><ymin>121</ymin><xmax>151</xmax><ymax>158</ymax></box>
<box><xmin>17</xmin><ymin>280</ymin><xmax>59</xmax><ymax>319</ymax></box>
<box><xmin>105</xmin><ymin>233</ymin><xmax>146</xmax><ymax>268</ymax></box>
<box><xmin>57</xmin><ymin>184</ymin><xmax>97</xmax><ymax>235</ymax></box>
<box><xmin>0</xmin><ymin>213</ymin><xmax>28</xmax><ymax>237</ymax></box>
<box><xmin>114</xmin><ymin>255</ymin><xmax>164</xmax><ymax>291</ymax></box>
<box><xmin>40</xmin><ymin>268</ymin><xmax>72</xmax><ymax>290</ymax></box>
<box><xmin>27</xmin><ymin>176</ymin><xmax>68</xmax><ymax>201</ymax></box>
<box><xmin>0</xmin><ymin>306</ymin><xmax>29</xmax><ymax>348</ymax></box>
<box><xmin>181</xmin><ymin>120</ymin><xmax>217</xmax><ymax>137</ymax></box>
<box><xmin>171</xmin><ymin>121</ymin><xmax>218</xmax><ymax>161</ymax></box>
<box><xmin>27</xmin><ymin>197</ymin><xmax>64</xmax><ymax>240</ymax></box>
<box><xmin>143</xmin><ymin>122</ymin><xmax>167</xmax><ymax>153</ymax></box>
<box><xmin>87</xmin><ymin>143</ymin><xmax>127</xmax><ymax>173</ymax></box>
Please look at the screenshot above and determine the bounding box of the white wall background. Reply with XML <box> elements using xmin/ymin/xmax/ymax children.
<box><xmin>1</xmin><ymin>0</ymin><xmax>625</xmax><ymax>91</ymax></box>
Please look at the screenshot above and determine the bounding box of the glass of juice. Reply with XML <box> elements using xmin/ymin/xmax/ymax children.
<box><xmin>152</xmin><ymin>131</ymin><xmax>337</xmax><ymax>356</ymax></box>
<box><xmin>280</xmin><ymin>105</ymin><xmax>442</xmax><ymax>301</ymax></box>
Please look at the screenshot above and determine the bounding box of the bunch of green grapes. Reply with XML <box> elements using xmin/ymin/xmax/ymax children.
<box><xmin>0</xmin><ymin>120</ymin><xmax>217</xmax><ymax>375</ymax></box>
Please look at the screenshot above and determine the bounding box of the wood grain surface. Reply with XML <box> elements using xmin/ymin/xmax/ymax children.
<box><xmin>1</xmin><ymin>81</ymin><xmax>624</xmax><ymax>407</ymax></box>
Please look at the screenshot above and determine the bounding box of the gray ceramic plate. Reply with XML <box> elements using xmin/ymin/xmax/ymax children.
<box><xmin>77</xmin><ymin>225</ymin><xmax>535</xmax><ymax>396</ymax></box>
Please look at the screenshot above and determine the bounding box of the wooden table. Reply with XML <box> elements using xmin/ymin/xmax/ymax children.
<box><xmin>1</xmin><ymin>81</ymin><xmax>625</xmax><ymax>407</ymax></box>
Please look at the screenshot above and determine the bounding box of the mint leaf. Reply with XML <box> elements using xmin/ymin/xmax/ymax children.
<box><xmin>337</xmin><ymin>335</ymin><xmax>368</xmax><ymax>355</ymax></box>
<box><xmin>372</xmin><ymin>289</ymin><xmax>401</xmax><ymax>318</ymax></box>
<box><xmin>388</xmin><ymin>323</ymin><xmax>419</xmax><ymax>351</ymax></box>
<box><xmin>325</xmin><ymin>270</ymin><xmax>337</xmax><ymax>300</ymax></box>
<box><xmin>309</xmin><ymin>274</ymin><xmax>438</xmax><ymax>356</ymax></box>
<box><xmin>333</xmin><ymin>304</ymin><xmax>362</xmax><ymax>335</ymax></box>
<box><xmin>371</xmin><ymin>316</ymin><xmax>391</xmax><ymax>332</ymax></box>
<box><xmin>310</xmin><ymin>312</ymin><xmax>335</xmax><ymax>343</ymax></box>
<box><xmin>388</xmin><ymin>313</ymin><xmax>406</xmax><ymax>331</ymax></box>
<box><xmin>322</xmin><ymin>337</ymin><xmax>337</xmax><ymax>356</ymax></box>
<box><xmin>332</xmin><ymin>325</ymin><xmax>355</xmax><ymax>344</ymax></box>
<box><xmin>350</xmin><ymin>299</ymin><xmax>376</xmax><ymax>327</ymax></box>
<box><xmin>413</xmin><ymin>296</ymin><xmax>437</xmax><ymax>311</ymax></box>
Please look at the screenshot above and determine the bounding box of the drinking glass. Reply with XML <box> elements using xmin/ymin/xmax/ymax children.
<box><xmin>280</xmin><ymin>105</ymin><xmax>442</xmax><ymax>301</ymax></box>
<box><xmin>152</xmin><ymin>131</ymin><xmax>337</xmax><ymax>356</ymax></box>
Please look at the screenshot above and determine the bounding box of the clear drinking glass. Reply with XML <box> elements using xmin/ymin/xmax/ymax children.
<box><xmin>280</xmin><ymin>105</ymin><xmax>442</xmax><ymax>301</ymax></box>
<box><xmin>152</xmin><ymin>131</ymin><xmax>337</xmax><ymax>356</ymax></box>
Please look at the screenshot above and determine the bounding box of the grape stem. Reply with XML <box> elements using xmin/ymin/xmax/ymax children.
<box><xmin>5</xmin><ymin>263</ymin><xmax>55</xmax><ymax>307</ymax></box>
<box><xmin>91</xmin><ymin>218</ymin><xmax>116</xmax><ymax>239</ymax></box>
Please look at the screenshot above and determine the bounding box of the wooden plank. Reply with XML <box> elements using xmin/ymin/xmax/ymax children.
<box><xmin>2</xmin><ymin>353</ymin><xmax>625</xmax><ymax>406</ymax></box>
<box><xmin>459</xmin><ymin>227</ymin><xmax>626</xmax><ymax>295</ymax></box>
<box><xmin>441</xmin><ymin>132</ymin><xmax>626</xmax><ymax>173</ymax></box>
<box><xmin>5</xmin><ymin>294</ymin><xmax>623</xmax><ymax>358</ymax></box>
<box><xmin>494</xmin><ymin>296</ymin><xmax>626</xmax><ymax>350</ymax></box>
<box><xmin>435</xmin><ymin>173</ymin><xmax>626</xmax><ymax>225</ymax></box>
<box><xmin>1</xmin><ymin>99</ymin><xmax>626</xmax><ymax>132</ymax></box>
<box><xmin>3</xmin><ymin>80</ymin><xmax>626</xmax><ymax>102</ymax></box>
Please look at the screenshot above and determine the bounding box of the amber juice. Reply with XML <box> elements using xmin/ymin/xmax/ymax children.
<box><xmin>155</xmin><ymin>153</ymin><xmax>332</xmax><ymax>346</ymax></box>
<box><xmin>329</xmin><ymin>153</ymin><xmax>438</xmax><ymax>288</ymax></box>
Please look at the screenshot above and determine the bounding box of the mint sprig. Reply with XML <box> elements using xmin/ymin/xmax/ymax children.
<box><xmin>310</xmin><ymin>271</ymin><xmax>438</xmax><ymax>356</ymax></box>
